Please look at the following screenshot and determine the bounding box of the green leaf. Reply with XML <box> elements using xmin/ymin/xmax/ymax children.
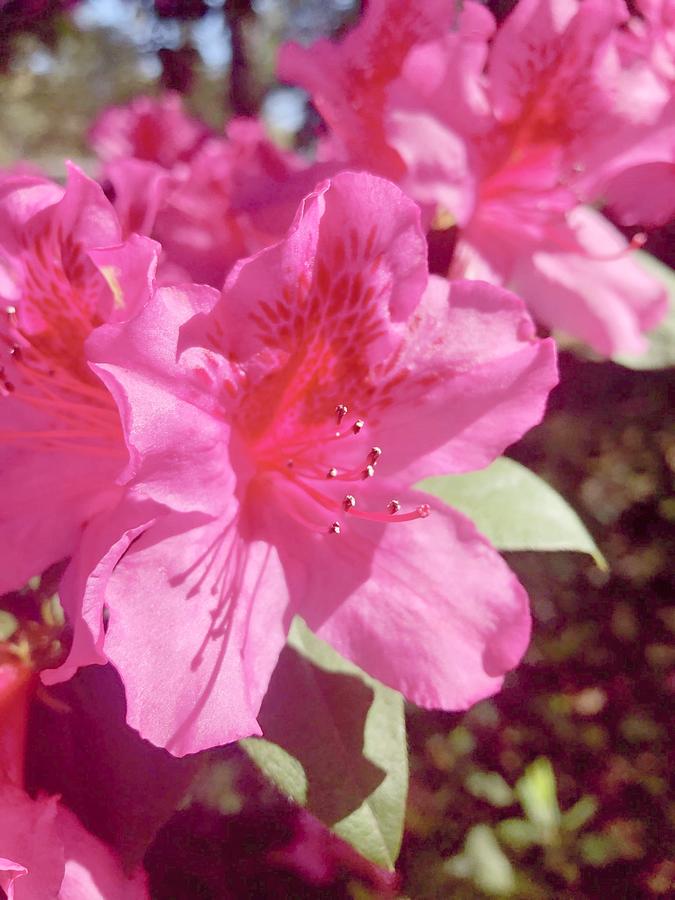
<box><xmin>515</xmin><ymin>758</ymin><xmax>561</xmax><ymax>839</ymax></box>
<box><xmin>0</xmin><ymin>610</ymin><xmax>19</xmax><ymax>642</ymax></box>
<box><xmin>496</xmin><ymin>817</ymin><xmax>539</xmax><ymax>850</ymax></box>
<box><xmin>465</xmin><ymin>770</ymin><xmax>514</xmax><ymax>808</ymax></box>
<box><xmin>562</xmin><ymin>795</ymin><xmax>598</xmax><ymax>832</ymax></box>
<box><xmin>419</xmin><ymin>457</ymin><xmax>606</xmax><ymax>568</ymax></box>
<box><xmin>446</xmin><ymin>825</ymin><xmax>516</xmax><ymax>896</ymax></box>
<box><xmin>613</xmin><ymin>251</ymin><xmax>675</xmax><ymax>370</ymax></box>
<box><xmin>241</xmin><ymin>617</ymin><xmax>408</xmax><ymax>870</ymax></box>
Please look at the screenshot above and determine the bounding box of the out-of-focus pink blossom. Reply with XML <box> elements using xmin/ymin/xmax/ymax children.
<box><xmin>88</xmin><ymin>92</ymin><xmax>210</xmax><ymax>170</ymax></box>
<box><xmin>0</xmin><ymin>165</ymin><xmax>158</xmax><ymax>595</ymax></box>
<box><xmin>54</xmin><ymin>172</ymin><xmax>556</xmax><ymax>755</ymax></box>
<box><xmin>279</xmin><ymin>0</ymin><xmax>671</xmax><ymax>355</ymax></box>
<box><xmin>94</xmin><ymin>99</ymin><xmax>335</xmax><ymax>288</ymax></box>
<box><xmin>0</xmin><ymin>785</ymin><xmax>148</xmax><ymax>899</ymax></box>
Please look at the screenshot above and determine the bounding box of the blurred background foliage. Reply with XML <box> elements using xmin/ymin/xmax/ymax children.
<box><xmin>1</xmin><ymin>1</ymin><xmax>673</xmax><ymax>897</ymax></box>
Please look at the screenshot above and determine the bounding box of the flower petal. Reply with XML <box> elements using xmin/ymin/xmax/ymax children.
<box><xmin>511</xmin><ymin>206</ymin><xmax>668</xmax><ymax>354</ymax></box>
<box><xmin>365</xmin><ymin>276</ymin><xmax>558</xmax><ymax>482</ymax></box>
<box><xmin>291</xmin><ymin>488</ymin><xmax>531</xmax><ymax>711</ymax></box>
<box><xmin>101</xmin><ymin>508</ymin><xmax>290</xmax><ymax>755</ymax></box>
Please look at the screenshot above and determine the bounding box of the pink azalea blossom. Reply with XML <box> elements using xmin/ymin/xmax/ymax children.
<box><xmin>51</xmin><ymin>172</ymin><xmax>557</xmax><ymax>755</ymax></box>
<box><xmin>88</xmin><ymin>91</ymin><xmax>210</xmax><ymax>169</ymax></box>
<box><xmin>0</xmin><ymin>785</ymin><xmax>148</xmax><ymax>899</ymax></box>
<box><xmin>597</xmin><ymin>0</ymin><xmax>675</xmax><ymax>227</ymax></box>
<box><xmin>92</xmin><ymin>96</ymin><xmax>335</xmax><ymax>287</ymax></box>
<box><xmin>0</xmin><ymin>659</ymin><xmax>148</xmax><ymax>898</ymax></box>
<box><xmin>0</xmin><ymin>164</ymin><xmax>157</xmax><ymax>594</ymax></box>
<box><xmin>279</xmin><ymin>0</ymin><xmax>670</xmax><ymax>355</ymax></box>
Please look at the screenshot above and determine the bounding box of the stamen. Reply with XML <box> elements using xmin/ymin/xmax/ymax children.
<box><xmin>5</xmin><ymin>305</ymin><xmax>16</xmax><ymax>317</ymax></box>
<box><xmin>327</xmin><ymin>467</ymin><xmax>338</xmax><ymax>479</ymax></box>
<box><xmin>387</xmin><ymin>499</ymin><xmax>401</xmax><ymax>515</ymax></box>
<box><xmin>352</xmin><ymin>418</ymin><xmax>365</xmax><ymax>434</ymax></box>
<box><xmin>342</xmin><ymin>494</ymin><xmax>356</xmax><ymax>511</ymax></box>
<box><xmin>335</xmin><ymin>403</ymin><xmax>348</xmax><ymax>425</ymax></box>
<box><xmin>368</xmin><ymin>447</ymin><xmax>382</xmax><ymax>465</ymax></box>
<box><xmin>362</xmin><ymin>465</ymin><xmax>375</xmax><ymax>479</ymax></box>
<box><xmin>328</xmin><ymin>521</ymin><xmax>341</xmax><ymax>534</ymax></box>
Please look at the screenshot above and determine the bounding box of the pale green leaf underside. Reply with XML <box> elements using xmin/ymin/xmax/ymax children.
<box><xmin>614</xmin><ymin>251</ymin><xmax>675</xmax><ymax>370</ymax></box>
<box><xmin>419</xmin><ymin>457</ymin><xmax>606</xmax><ymax>569</ymax></box>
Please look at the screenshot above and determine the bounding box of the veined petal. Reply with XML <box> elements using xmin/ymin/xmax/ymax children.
<box><xmin>88</xmin><ymin>283</ymin><xmax>234</xmax><ymax>516</ymax></box>
<box><xmin>102</xmin><ymin>508</ymin><xmax>289</xmax><ymax>755</ymax></box>
<box><xmin>365</xmin><ymin>276</ymin><xmax>558</xmax><ymax>482</ymax></box>
<box><xmin>291</xmin><ymin>488</ymin><xmax>531</xmax><ymax>710</ymax></box>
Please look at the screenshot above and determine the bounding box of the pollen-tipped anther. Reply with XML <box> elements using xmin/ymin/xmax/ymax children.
<box><xmin>5</xmin><ymin>305</ymin><xmax>17</xmax><ymax>317</ymax></box>
<box><xmin>353</xmin><ymin>419</ymin><xmax>365</xmax><ymax>434</ymax></box>
<box><xmin>368</xmin><ymin>447</ymin><xmax>382</xmax><ymax>465</ymax></box>
<box><xmin>362</xmin><ymin>464</ymin><xmax>375</xmax><ymax>479</ymax></box>
<box><xmin>9</xmin><ymin>345</ymin><xmax>22</xmax><ymax>361</ymax></box>
<box><xmin>329</xmin><ymin>521</ymin><xmax>341</xmax><ymax>534</ymax></box>
<box><xmin>335</xmin><ymin>403</ymin><xmax>348</xmax><ymax>424</ymax></box>
<box><xmin>327</xmin><ymin>467</ymin><xmax>338</xmax><ymax>479</ymax></box>
<box><xmin>387</xmin><ymin>499</ymin><xmax>401</xmax><ymax>515</ymax></box>
<box><xmin>342</xmin><ymin>494</ymin><xmax>356</xmax><ymax>511</ymax></box>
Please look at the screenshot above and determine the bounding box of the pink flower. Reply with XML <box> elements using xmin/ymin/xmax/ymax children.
<box><xmin>0</xmin><ymin>164</ymin><xmax>157</xmax><ymax>595</ymax></box>
<box><xmin>0</xmin><ymin>785</ymin><xmax>148</xmax><ymax>899</ymax></box>
<box><xmin>55</xmin><ymin>172</ymin><xmax>557</xmax><ymax>755</ymax></box>
<box><xmin>279</xmin><ymin>0</ymin><xmax>670</xmax><ymax>355</ymax></box>
<box><xmin>279</xmin><ymin>0</ymin><xmax>494</xmax><ymax>227</ymax></box>
<box><xmin>88</xmin><ymin>92</ymin><xmax>209</xmax><ymax>169</ymax></box>
<box><xmin>99</xmin><ymin>112</ymin><xmax>336</xmax><ymax>288</ymax></box>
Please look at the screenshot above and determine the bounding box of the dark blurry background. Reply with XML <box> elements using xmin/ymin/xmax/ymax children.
<box><xmin>2</xmin><ymin>1</ymin><xmax>673</xmax><ymax>896</ymax></box>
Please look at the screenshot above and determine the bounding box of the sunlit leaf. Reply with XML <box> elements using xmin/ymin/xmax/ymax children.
<box><xmin>614</xmin><ymin>251</ymin><xmax>675</xmax><ymax>370</ymax></box>
<box><xmin>562</xmin><ymin>795</ymin><xmax>599</xmax><ymax>832</ymax></box>
<box><xmin>515</xmin><ymin>757</ymin><xmax>560</xmax><ymax>840</ymax></box>
<box><xmin>419</xmin><ymin>457</ymin><xmax>606</xmax><ymax>568</ymax></box>
<box><xmin>465</xmin><ymin>771</ymin><xmax>514</xmax><ymax>808</ymax></box>
<box><xmin>496</xmin><ymin>817</ymin><xmax>539</xmax><ymax>850</ymax></box>
<box><xmin>446</xmin><ymin>825</ymin><xmax>516</xmax><ymax>896</ymax></box>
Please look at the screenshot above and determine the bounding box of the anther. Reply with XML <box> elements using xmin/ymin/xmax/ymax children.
<box><xmin>335</xmin><ymin>404</ymin><xmax>348</xmax><ymax>424</ymax></box>
<box><xmin>5</xmin><ymin>306</ymin><xmax>16</xmax><ymax>317</ymax></box>
<box><xmin>328</xmin><ymin>521</ymin><xmax>341</xmax><ymax>534</ymax></box>
<box><xmin>367</xmin><ymin>447</ymin><xmax>382</xmax><ymax>465</ymax></box>
<box><xmin>362</xmin><ymin>465</ymin><xmax>375</xmax><ymax>479</ymax></box>
<box><xmin>417</xmin><ymin>503</ymin><xmax>431</xmax><ymax>518</ymax></box>
<box><xmin>387</xmin><ymin>499</ymin><xmax>401</xmax><ymax>515</ymax></box>
<box><xmin>630</xmin><ymin>232</ymin><xmax>647</xmax><ymax>250</ymax></box>
<box><xmin>327</xmin><ymin>467</ymin><xmax>338</xmax><ymax>479</ymax></box>
<box><xmin>9</xmin><ymin>345</ymin><xmax>22</xmax><ymax>361</ymax></box>
<box><xmin>342</xmin><ymin>494</ymin><xmax>356</xmax><ymax>511</ymax></box>
<box><xmin>352</xmin><ymin>419</ymin><xmax>365</xmax><ymax>434</ymax></box>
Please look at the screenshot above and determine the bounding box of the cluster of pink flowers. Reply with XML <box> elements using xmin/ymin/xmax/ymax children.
<box><xmin>1</xmin><ymin>0</ymin><xmax>672</xmax><ymax>891</ymax></box>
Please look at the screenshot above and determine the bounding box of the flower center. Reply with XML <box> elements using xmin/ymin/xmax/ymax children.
<box><xmin>0</xmin><ymin>304</ymin><xmax>122</xmax><ymax>458</ymax></box>
<box><xmin>248</xmin><ymin>400</ymin><xmax>430</xmax><ymax>535</ymax></box>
